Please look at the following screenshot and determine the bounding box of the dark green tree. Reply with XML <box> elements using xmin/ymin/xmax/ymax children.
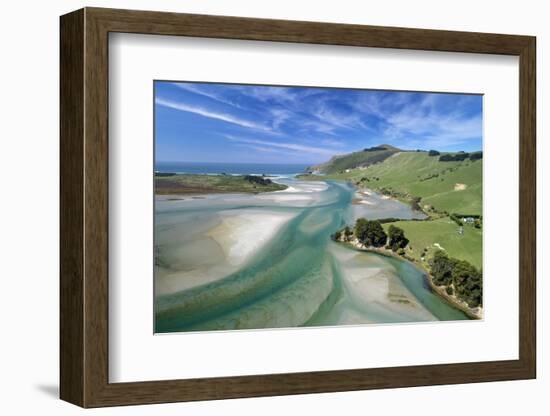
<box><xmin>469</xmin><ymin>151</ymin><xmax>483</xmax><ymax>160</ymax></box>
<box><xmin>430</xmin><ymin>250</ymin><xmax>455</xmax><ymax>286</ymax></box>
<box><xmin>439</xmin><ymin>152</ymin><xmax>470</xmax><ymax>162</ymax></box>
<box><xmin>452</xmin><ymin>260</ymin><xmax>482</xmax><ymax>308</ymax></box>
<box><xmin>388</xmin><ymin>225</ymin><xmax>409</xmax><ymax>251</ymax></box>
<box><xmin>344</xmin><ymin>226</ymin><xmax>353</xmax><ymax>241</ymax></box>
<box><xmin>354</xmin><ymin>219</ymin><xmax>387</xmax><ymax>247</ymax></box>
<box><xmin>430</xmin><ymin>250</ymin><xmax>483</xmax><ymax>308</ymax></box>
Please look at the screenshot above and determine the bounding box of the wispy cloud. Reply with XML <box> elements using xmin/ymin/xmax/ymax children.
<box><xmin>319</xmin><ymin>138</ymin><xmax>346</xmax><ymax>148</ymax></box>
<box><xmin>232</xmin><ymin>86</ymin><xmax>295</xmax><ymax>103</ymax></box>
<box><xmin>225</xmin><ymin>135</ymin><xmax>336</xmax><ymax>156</ymax></box>
<box><xmin>233</xmin><ymin>144</ymin><xmax>287</xmax><ymax>154</ymax></box>
<box><xmin>269</xmin><ymin>108</ymin><xmax>292</xmax><ymax>129</ymax></box>
<box><xmin>155</xmin><ymin>97</ymin><xmax>272</xmax><ymax>132</ymax></box>
<box><xmin>173</xmin><ymin>83</ymin><xmax>243</xmax><ymax>109</ymax></box>
<box><xmin>155</xmin><ymin>82</ymin><xmax>482</xmax><ymax>163</ymax></box>
<box><xmin>383</xmin><ymin>94</ymin><xmax>482</xmax><ymax>146</ymax></box>
<box><xmin>312</xmin><ymin>103</ymin><xmax>366</xmax><ymax>131</ymax></box>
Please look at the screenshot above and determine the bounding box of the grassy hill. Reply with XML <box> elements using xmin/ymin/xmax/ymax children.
<box><xmin>315</xmin><ymin>149</ymin><xmax>483</xmax><ymax>269</ymax></box>
<box><xmin>382</xmin><ymin>218</ymin><xmax>482</xmax><ymax>269</ymax></box>
<box><xmin>307</xmin><ymin>144</ymin><xmax>400</xmax><ymax>174</ymax></box>
<box><xmin>313</xmin><ymin>151</ymin><xmax>482</xmax><ymax>216</ymax></box>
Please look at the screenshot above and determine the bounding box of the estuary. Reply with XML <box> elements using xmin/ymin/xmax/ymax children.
<box><xmin>154</xmin><ymin>176</ymin><xmax>468</xmax><ymax>333</ymax></box>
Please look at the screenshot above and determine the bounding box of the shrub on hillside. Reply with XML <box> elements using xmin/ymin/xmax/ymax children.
<box><xmin>469</xmin><ymin>151</ymin><xmax>483</xmax><ymax>160</ymax></box>
<box><xmin>439</xmin><ymin>152</ymin><xmax>470</xmax><ymax>162</ymax></box>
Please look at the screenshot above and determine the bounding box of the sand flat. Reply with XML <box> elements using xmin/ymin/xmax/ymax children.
<box><xmin>156</xmin><ymin>209</ymin><xmax>296</xmax><ymax>295</ymax></box>
<box><xmin>330</xmin><ymin>244</ymin><xmax>437</xmax><ymax>322</ymax></box>
<box><xmin>207</xmin><ymin>210</ymin><xmax>296</xmax><ymax>266</ymax></box>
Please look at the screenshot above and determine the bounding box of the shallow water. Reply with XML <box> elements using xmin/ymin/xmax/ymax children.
<box><xmin>352</xmin><ymin>189</ymin><xmax>427</xmax><ymax>222</ymax></box>
<box><xmin>154</xmin><ymin>178</ymin><xmax>468</xmax><ymax>333</ymax></box>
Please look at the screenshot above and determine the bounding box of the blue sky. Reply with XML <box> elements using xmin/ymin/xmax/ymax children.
<box><xmin>155</xmin><ymin>81</ymin><xmax>482</xmax><ymax>164</ymax></box>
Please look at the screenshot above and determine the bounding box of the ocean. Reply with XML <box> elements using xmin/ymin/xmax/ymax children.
<box><xmin>155</xmin><ymin>161</ymin><xmax>310</xmax><ymax>175</ymax></box>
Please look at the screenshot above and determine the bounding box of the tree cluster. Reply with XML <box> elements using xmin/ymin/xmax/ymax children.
<box><xmin>428</xmin><ymin>150</ymin><xmax>440</xmax><ymax>156</ymax></box>
<box><xmin>469</xmin><ymin>151</ymin><xmax>483</xmax><ymax>160</ymax></box>
<box><xmin>439</xmin><ymin>151</ymin><xmax>483</xmax><ymax>162</ymax></box>
<box><xmin>430</xmin><ymin>250</ymin><xmax>482</xmax><ymax>308</ymax></box>
<box><xmin>439</xmin><ymin>152</ymin><xmax>470</xmax><ymax>162</ymax></box>
<box><xmin>244</xmin><ymin>175</ymin><xmax>273</xmax><ymax>185</ymax></box>
<box><xmin>376</xmin><ymin>217</ymin><xmax>402</xmax><ymax>224</ymax></box>
<box><xmin>354</xmin><ymin>219</ymin><xmax>387</xmax><ymax>247</ymax></box>
<box><xmin>387</xmin><ymin>225</ymin><xmax>409</xmax><ymax>252</ymax></box>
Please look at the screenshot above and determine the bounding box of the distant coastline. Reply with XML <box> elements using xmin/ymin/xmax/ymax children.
<box><xmin>155</xmin><ymin>172</ymin><xmax>288</xmax><ymax>195</ymax></box>
<box><xmin>155</xmin><ymin>161</ymin><xmax>309</xmax><ymax>176</ymax></box>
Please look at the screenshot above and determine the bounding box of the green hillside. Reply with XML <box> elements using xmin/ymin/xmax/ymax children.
<box><xmin>322</xmin><ymin>148</ymin><xmax>484</xmax><ymax>306</ymax></box>
<box><xmin>383</xmin><ymin>218</ymin><xmax>482</xmax><ymax>269</ymax></box>
<box><xmin>307</xmin><ymin>144</ymin><xmax>400</xmax><ymax>174</ymax></box>
<box><xmin>315</xmin><ymin>151</ymin><xmax>483</xmax><ymax>215</ymax></box>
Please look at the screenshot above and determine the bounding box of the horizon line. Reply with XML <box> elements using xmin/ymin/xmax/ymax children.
<box><xmin>156</xmin><ymin>147</ymin><xmax>483</xmax><ymax>164</ymax></box>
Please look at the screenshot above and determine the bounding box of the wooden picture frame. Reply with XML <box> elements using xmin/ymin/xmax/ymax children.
<box><xmin>60</xmin><ymin>7</ymin><xmax>536</xmax><ymax>408</ymax></box>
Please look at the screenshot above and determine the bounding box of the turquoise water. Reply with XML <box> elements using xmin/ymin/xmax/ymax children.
<box><xmin>155</xmin><ymin>178</ymin><xmax>468</xmax><ymax>333</ymax></box>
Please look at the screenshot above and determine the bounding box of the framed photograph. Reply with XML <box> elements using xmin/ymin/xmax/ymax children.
<box><xmin>60</xmin><ymin>7</ymin><xmax>536</xmax><ymax>408</ymax></box>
